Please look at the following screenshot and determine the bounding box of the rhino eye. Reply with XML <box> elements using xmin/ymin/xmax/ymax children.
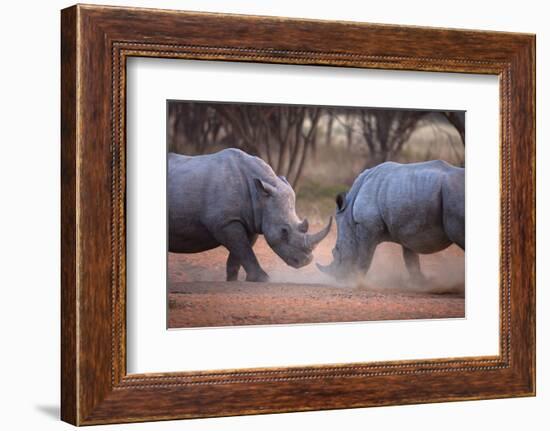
<box><xmin>281</xmin><ymin>227</ymin><xmax>289</xmax><ymax>242</ymax></box>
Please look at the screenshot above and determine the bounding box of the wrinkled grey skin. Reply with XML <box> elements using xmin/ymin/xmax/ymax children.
<box><xmin>318</xmin><ymin>160</ymin><xmax>464</xmax><ymax>282</ymax></box>
<box><xmin>169</xmin><ymin>148</ymin><xmax>332</xmax><ymax>282</ymax></box>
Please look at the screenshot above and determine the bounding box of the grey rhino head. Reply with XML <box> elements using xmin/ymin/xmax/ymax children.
<box><xmin>254</xmin><ymin>177</ymin><xmax>332</xmax><ymax>268</ymax></box>
<box><xmin>316</xmin><ymin>192</ymin><xmax>360</xmax><ymax>279</ymax></box>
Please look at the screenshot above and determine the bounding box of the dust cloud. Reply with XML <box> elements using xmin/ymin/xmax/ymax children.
<box><xmin>168</xmin><ymin>224</ymin><xmax>464</xmax><ymax>296</ymax></box>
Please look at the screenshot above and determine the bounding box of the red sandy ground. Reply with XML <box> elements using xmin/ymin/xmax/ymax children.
<box><xmin>168</xmin><ymin>225</ymin><xmax>465</xmax><ymax>328</ymax></box>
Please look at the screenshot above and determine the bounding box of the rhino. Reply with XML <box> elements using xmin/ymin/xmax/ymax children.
<box><xmin>317</xmin><ymin>160</ymin><xmax>464</xmax><ymax>282</ymax></box>
<box><xmin>168</xmin><ymin>148</ymin><xmax>332</xmax><ymax>282</ymax></box>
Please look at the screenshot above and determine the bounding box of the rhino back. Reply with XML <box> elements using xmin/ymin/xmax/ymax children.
<box><xmin>168</xmin><ymin>149</ymin><xmax>277</xmax><ymax>236</ymax></box>
<box><xmin>353</xmin><ymin>160</ymin><xmax>461</xmax><ymax>253</ymax></box>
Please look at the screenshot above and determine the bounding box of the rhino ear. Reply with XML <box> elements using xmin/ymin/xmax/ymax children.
<box><xmin>278</xmin><ymin>175</ymin><xmax>290</xmax><ymax>185</ymax></box>
<box><xmin>254</xmin><ymin>178</ymin><xmax>277</xmax><ymax>197</ymax></box>
<box><xmin>336</xmin><ymin>192</ymin><xmax>347</xmax><ymax>211</ymax></box>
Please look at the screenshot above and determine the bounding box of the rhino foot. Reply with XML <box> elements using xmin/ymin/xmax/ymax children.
<box><xmin>408</xmin><ymin>273</ymin><xmax>430</xmax><ymax>288</ymax></box>
<box><xmin>226</xmin><ymin>273</ymin><xmax>239</xmax><ymax>282</ymax></box>
<box><xmin>246</xmin><ymin>271</ymin><xmax>269</xmax><ymax>282</ymax></box>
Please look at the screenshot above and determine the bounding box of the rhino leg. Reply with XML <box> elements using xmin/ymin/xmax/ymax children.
<box><xmin>446</xmin><ymin>224</ymin><xmax>464</xmax><ymax>251</ymax></box>
<box><xmin>226</xmin><ymin>253</ymin><xmax>240</xmax><ymax>281</ymax></box>
<box><xmin>357</xmin><ymin>243</ymin><xmax>376</xmax><ymax>276</ymax></box>
<box><xmin>226</xmin><ymin>235</ymin><xmax>258</xmax><ymax>281</ymax></box>
<box><xmin>215</xmin><ymin>223</ymin><xmax>268</xmax><ymax>282</ymax></box>
<box><xmin>402</xmin><ymin>247</ymin><xmax>427</xmax><ymax>283</ymax></box>
<box><xmin>354</xmin><ymin>225</ymin><xmax>379</xmax><ymax>277</ymax></box>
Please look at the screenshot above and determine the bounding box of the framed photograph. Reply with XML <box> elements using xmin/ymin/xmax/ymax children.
<box><xmin>164</xmin><ymin>101</ymin><xmax>466</xmax><ymax>329</ymax></box>
<box><xmin>61</xmin><ymin>4</ymin><xmax>535</xmax><ymax>425</ymax></box>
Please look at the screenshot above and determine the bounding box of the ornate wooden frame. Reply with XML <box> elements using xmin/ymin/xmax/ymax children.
<box><xmin>61</xmin><ymin>4</ymin><xmax>535</xmax><ymax>425</ymax></box>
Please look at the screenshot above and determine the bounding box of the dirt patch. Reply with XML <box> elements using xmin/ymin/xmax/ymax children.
<box><xmin>168</xmin><ymin>224</ymin><xmax>464</xmax><ymax>328</ymax></box>
<box><xmin>169</xmin><ymin>282</ymin><xmax>464</xmax><ymax>328</ymax></box>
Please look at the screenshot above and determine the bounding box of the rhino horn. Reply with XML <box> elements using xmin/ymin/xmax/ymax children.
<box><xmin>298</xmin><ymin>218</ymin><xmax>309</xmax><ymax>233</ymax></box>
<box><xmin>305</xmin><ymin>217</ymin><xmax>333</xmax><ymax>249</ymax></box>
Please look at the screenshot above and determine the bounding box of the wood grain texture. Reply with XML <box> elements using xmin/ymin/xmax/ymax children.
<box><xmin>60</xmin><ymin>4</ymin><xmax>535</xmax><ymax>425</ymax></box>
<box><xmin>60</xmin><ymin>5</ymin><xmax>78</xmax><ymax>425</ymax></box>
